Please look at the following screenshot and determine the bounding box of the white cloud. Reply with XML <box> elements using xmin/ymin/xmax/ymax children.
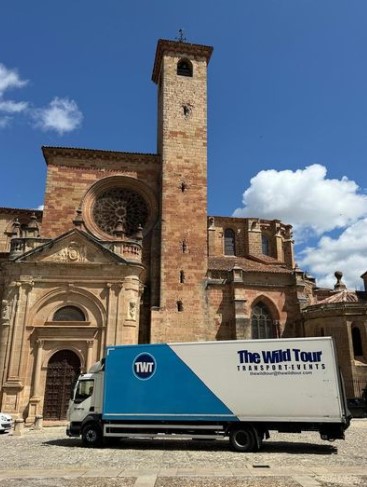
<box><xmin>298</xmin><ymin>219</ymin><xmax>367</xmax><ymax>290</ymax></box>
<box><xmin>233</xmin><ymin>164</ymin><xmax>367</xmax><ymax>289</ymax></box>
<box><xmin>0</xmin><ymin>99</ymin><xmax>28</xmax><ymax>113</ymax></box>
<box><xmin>0</xmin><ymin>63</ymin><xmax>28</xmax><ymax>95</ymax></box>
<box><xmin>233</xmin><ymin>164</ymin><xmax>367</xmax><ymax>237</ymax></box>
<box><xmin>0</xmin><ymin>63</ymin><xmax>28</xmax><ymax>126</ymax></box>
<box><xmin>32</xmin><ymin>97</ymin><xmax>83</xmax><ymax>135</ymax></box>
<box><xmin>0</xmin><ymin>62</ymin><xmax>83</xmax><ymax>133</ymax></box>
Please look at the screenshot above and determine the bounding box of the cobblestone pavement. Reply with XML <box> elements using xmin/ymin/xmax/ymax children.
<box><xmin>0</xmin><ymin>420</ymin><xmax>366</xmax><ymax>487</ymax></box>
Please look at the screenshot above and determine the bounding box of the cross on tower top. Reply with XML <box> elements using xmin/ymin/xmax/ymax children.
<box><xmin>175</xmin><ymin>28</ymin><xmax>186</xmax><ymax>42</ymax></box>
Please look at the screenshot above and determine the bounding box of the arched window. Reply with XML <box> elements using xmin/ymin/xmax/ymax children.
<box><xmin>262</xmin><ymin>234</ymin><xmax>270</xmax><ymax>256</ymax></box>
<box><xmin>177</xmin><ymin>301</ymin><xmax>184</xmax><ymax>312</ymax></box>
<box><xmin>224</xmin><ymin>228</ymin><xmax>236</xmax><ymax>256</ymax></box>
<box><xmin>53</xmin><ymin>306</ymin><xmax>85</xmax><ymax>322</ymax></box>
<box><xmin>177</xmin><ymin>59</ymin><xmax>193</xmax><ymax>77</ymax></box>
<box><xmin>251</xmin><ymin>302</ymin><xmax>273</xmax><ymax>339</ymax></box>
<box><xmin>352</xmin><ymin>327</ymin><xmax>363</xmax><ymax>357</ymax></box>
<box><xmin>179</xmin><ymin>270</ymin><xmax>185</xmax><ymax>283</ymax></box>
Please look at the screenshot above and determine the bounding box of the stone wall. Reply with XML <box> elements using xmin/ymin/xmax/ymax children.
<box><xmin>41</xmin><ymin>149</ymin><xmax>161</xmax><ymax>238</ymax></box>
<box><xmin>150</xmin><ymin>41</ymin><xmax>212</xmax><ymax>342</ymax></box>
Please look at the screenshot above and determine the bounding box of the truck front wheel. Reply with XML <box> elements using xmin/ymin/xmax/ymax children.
<box><xmin>229</xmin><ymin>426</ymin><xmax>256</xmax><ymax>452</ymax></box>
<box><xmin>81</xmin><ymin>423</ymin><xmax>103</xmax><ymax>448</ymax></box>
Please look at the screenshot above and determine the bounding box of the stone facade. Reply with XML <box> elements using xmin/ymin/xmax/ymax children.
<box><xmin>0</xmin><ymin>38</ymin><xmax>366</xmax><ymax>422</ymax></box>
<box><xmin>302</xmin><ymin>279</ymin><xmax>367</xmax><ymax>400</ymax></box>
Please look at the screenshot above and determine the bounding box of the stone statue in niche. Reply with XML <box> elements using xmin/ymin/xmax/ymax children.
<box><xmin>1</xmin><ymin>300</ymin><xmax>9</xmax><ymax>321</ymax></box>
<box><xmin>128</xmin><ymin>301</ymin><xmax>137</xmax><ymax>321</ymax></box>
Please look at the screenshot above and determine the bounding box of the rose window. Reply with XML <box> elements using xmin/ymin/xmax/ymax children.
<box><xmin>93</xmin><ymin>188</ymin><xmax>148</xmax><ymax>237</ymax></box>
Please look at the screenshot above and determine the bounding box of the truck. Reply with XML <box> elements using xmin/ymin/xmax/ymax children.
<box><xmin>66</xmin><ymin>337</ymin><xmax>351</xmax><ymax>451</ymax></box>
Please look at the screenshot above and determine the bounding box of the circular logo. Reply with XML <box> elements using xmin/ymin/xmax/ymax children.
<box><xmin>133</xmin><ymin>353</ymin><xmax>156</xmax><ymax>380</ymax></box>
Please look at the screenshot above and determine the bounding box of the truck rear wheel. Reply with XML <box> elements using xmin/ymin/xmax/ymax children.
<box><xmin>229</xmin><ymin>426</ymin><xmax>256</xmax><ymax>452</ymax></box>
<box><xmin>81</xmin><ymin>424</ymin><xmax>103</xmax><ymax>448</ymax></box>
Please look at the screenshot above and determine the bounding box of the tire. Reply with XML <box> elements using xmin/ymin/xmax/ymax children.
<box><xmin>229</xmin><ymin>425</ymin><xmax>256</xmax><ymax>452</ymax></box>
<box><xmin>81</xmin><ymin>423</ymin><xmax>103</xmax><ymax>448</ymax></box>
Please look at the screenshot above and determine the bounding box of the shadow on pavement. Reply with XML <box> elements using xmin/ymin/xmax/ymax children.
<box><xmin>43</xmin><ymin>437</ymin><xmax>338</xmax><ymax>455</ymax></box>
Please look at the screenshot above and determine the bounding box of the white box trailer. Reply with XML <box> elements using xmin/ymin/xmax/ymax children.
<box><xmin>66</xmin><ymin>337</ymin><xmax>350</xmax><ymax>451</ymax></box>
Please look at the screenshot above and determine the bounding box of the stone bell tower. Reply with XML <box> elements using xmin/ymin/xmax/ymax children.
<box><xmin>151</xmin><ymin>39</ymin><xmax>213</xmax><ymax>342</ymax></box>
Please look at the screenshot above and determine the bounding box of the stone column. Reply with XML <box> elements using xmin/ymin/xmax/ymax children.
<box><xmin>7</xmin><ymin>282</ymin><xmax>27</xmax><ymax>380</ymax></box>
<box><xmin>0</xmin><ymin>296</ymin><xmax>12</xmax><ymax>389</ymax></box>
<box><xmin>27</xmin><ymin>339</ymin><xmax>44</xmax><ymax>424</ymax></box>
<box><xmin>208</xmin><ymin>217</ymin><xmax>216</xmax><ymax>255</ymax></box>
<box><xmin>283</xmin><ymin>225</ymin><xmax>295</xmax><ymax>268</ymax></box>
<box><xmin>231</xmin><ymin>267</ymin><xmax>250</xmax><ymax>339</ymax></box>
<box><xmin>103</xmin><ymin>282</ymin><xmax>114</xmax><ymax>350</ymax></box>
<box><xmin>1</xmin><ymin>283</ymin><xmax>22</xmax><ymax>413</ymax></box>
<box><xmin>246</xmin><ymin>219</ymin><xmax>262</xmax><ymax>257</ymax></box>
<box><xmin>31</xmin><ymin>339</ymin><xmax>44</xmax><ymax>398</ymax></box>
<box><xmin>86</xmin><ymin>340</ymin><xmax>94</xmax><ymax>372</ymax></box>
<box><xmin>111</xmin><ymin>282</ymin><xmax>123</xmax><ymax>345</ymax></box>
<box><xmin>273</xmin><ymin>222</ymin><xmax>283</xmax><ymax>261</ymax></box>
<box><xmin>122</xmin><ymin>275</ymin><xmax>141</xmax><ymax>344</ymax></box>
<box><xmin>16</xmin><ymin>281</ymin><xmax>34</xmax><ymax>379</ymax></box>
<box><xmin>3</xmin><ymin>281</ymin><xmax>33</xmax><ymax>416</ymax></box>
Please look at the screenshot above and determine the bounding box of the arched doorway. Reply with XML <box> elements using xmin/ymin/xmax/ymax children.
<box><xmin>43</xmin><ymin>350</ymin><xmax>80</xmax><ymax>420</ymax></box>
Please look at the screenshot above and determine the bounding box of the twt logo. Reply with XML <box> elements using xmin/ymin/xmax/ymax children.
<box><xmin>133</xmin><ymin>353</ymin><xmax>156</xmax><ymax>380</ymax></box>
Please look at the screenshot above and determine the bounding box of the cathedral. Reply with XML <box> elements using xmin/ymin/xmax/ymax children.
<box><xmin>0</xmin><ymin>39</ymin><xmax>366</xmax><ymax>422</ymax></box>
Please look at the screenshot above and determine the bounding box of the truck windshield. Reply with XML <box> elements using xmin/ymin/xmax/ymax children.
<box><xmin>74</xmin><ymin>379</ymin><xmax>94</xmax><ymax>403</ymax></box>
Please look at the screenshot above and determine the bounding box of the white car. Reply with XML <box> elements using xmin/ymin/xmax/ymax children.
<box><xmin>0</xmin><ymin>412</ymin><xmax>13</xmax><ymax>433</ymax></box>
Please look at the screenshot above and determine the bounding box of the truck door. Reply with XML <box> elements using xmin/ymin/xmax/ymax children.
<box><xmin>68</xmin><ymin>379</ymin><xmax>95</xmax><ymax>423</ymax></box>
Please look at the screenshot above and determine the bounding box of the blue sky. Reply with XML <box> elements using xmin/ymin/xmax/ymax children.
<box><xmin>1</xmin><ymin>1</ymin><xmax>367</xmax><ymax>289</ymax></box>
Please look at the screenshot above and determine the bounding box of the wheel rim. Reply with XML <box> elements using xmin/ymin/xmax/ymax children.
<box><xmin>86</xmin><ymin>429</ymin><xmax>97</xmax><ymax>442</ymax></box>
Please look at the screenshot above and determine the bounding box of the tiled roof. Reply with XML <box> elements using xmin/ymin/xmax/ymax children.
<box><xmin>246</xmin><ymin>253</ymin><xmax>283</xmax><ymax>265</ymax></box>
<box><xmin>0</xmin><ymin>207</ymin><xmax>43</xmax><ymax>215</ymax></box>
<box><xmin>42</xmin><ymin>146</ymin><xmax>158</xmax><ymax>157</ymax></box>
<box><xmin>208</xmin><ymin>256</ymin><xmax>292</xmax><ymax>274</ymax></box>
<box><xmin>41</xmin><ymin>146</ymin><xmax>159</xmax><ymax>165</ymax></box>
<box><xmin>317</xmin><ymin>290</ymin><xmax>359</xmax><ymax>304</ymax></box>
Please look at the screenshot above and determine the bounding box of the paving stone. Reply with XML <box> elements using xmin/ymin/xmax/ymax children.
<box><xmin>0</xmin><ymin>420</ymin><xmax>366</xmax><ymax>487</ymax></box>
